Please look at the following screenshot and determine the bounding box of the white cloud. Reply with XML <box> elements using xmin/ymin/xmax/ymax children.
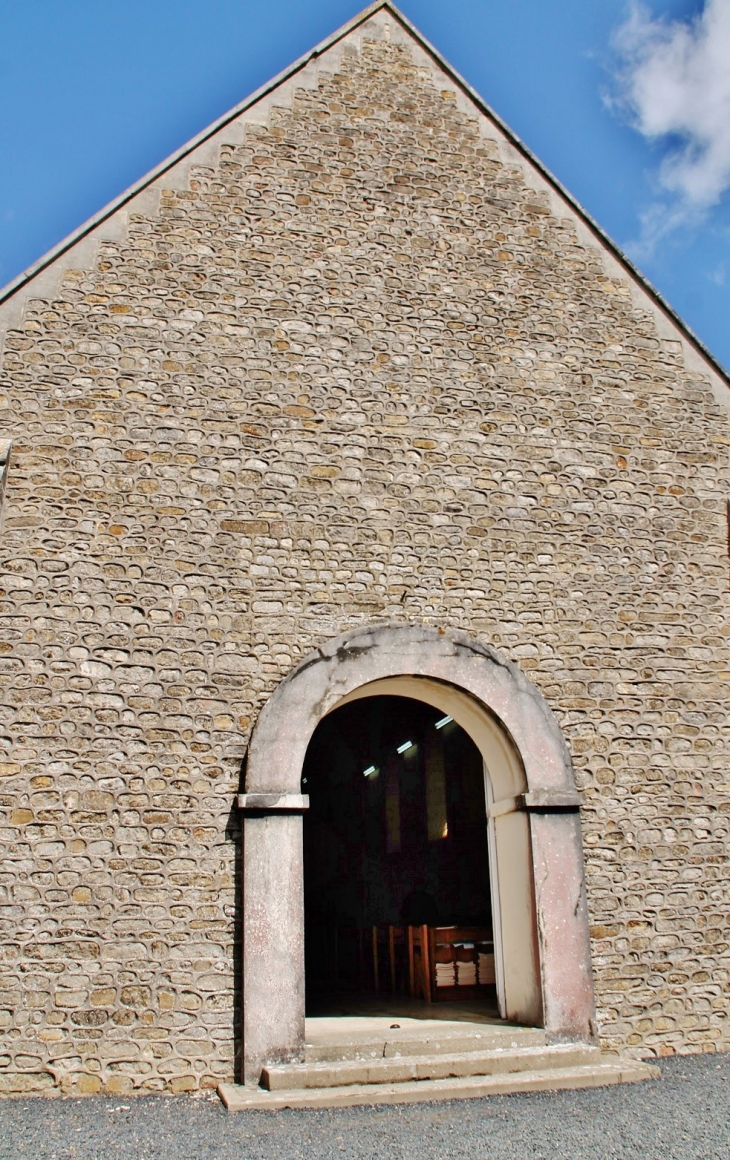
<box><xmin>610</xmin><ymin>0</ymin><xmax>730</xmax><ymax>246</ymax></box>
<box><xmin>709</xmin><ymin>260</ymin><xmax>727</xmax><ymax>285</ymax></box>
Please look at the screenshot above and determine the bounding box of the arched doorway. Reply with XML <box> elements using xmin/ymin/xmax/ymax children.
<box><xmin>238</xmin><ymin>624</ymin><xmax>595</xmax><ymax>1086</ymax></box>
<box><xmin>302</xmin><ymin>694</ymin><xmax>497</xmax><ymax>1015</ymax></box>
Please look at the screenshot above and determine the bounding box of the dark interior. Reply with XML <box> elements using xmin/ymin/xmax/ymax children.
<box><xmin>302</xmin><ymin>695</ymin><xmax>493</xmax><ymax>1001</ymax></box>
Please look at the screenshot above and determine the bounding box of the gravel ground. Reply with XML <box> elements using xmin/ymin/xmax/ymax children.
<box><xmin>1</xmin><ymin>1055</ymin><xmax>729</xmax><ymax>1160</ymax></box>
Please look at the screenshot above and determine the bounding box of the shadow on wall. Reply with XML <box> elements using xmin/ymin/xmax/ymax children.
<box><xmin>225</xmin><ymin>792</ymin><xmax>243</xmax><ymax>1084</ymax></box>
<box><xmin>0</xmin><ymin>440</ymin><xmax>11</xmax><ymax>530</ymax></box>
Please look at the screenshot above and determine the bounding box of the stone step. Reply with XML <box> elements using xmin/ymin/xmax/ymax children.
<box><xmin>304</xmin><ymin>1025</ymin><xmax>547</xmax><ymax>1063</ymax></box>
<box><xmin>218</xmin><ymin>1059</ymin><xmax>660</xmax><ymax>1112</ymax></box>
<box><xmin>263</xmin><ymin>1042</ymin><xmax>601</xmax><ymax>1090</ymax></box>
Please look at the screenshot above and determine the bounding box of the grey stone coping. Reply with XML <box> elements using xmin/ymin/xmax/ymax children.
<box><xmin>522</xmin><ymin>791</ymin><xmax>581</xmax><ymax>813</ymax></box>
<box><xmin>489</xmin><ymin>792</ymin><xmax>581</xmax><ymax>818</ymax></box>
<box><xmin>237</xmin><ymin>793</ymin><xmax>310</xmax><ymax>811</ymax></box>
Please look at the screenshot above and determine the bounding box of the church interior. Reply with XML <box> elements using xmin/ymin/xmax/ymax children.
<box><xmin>302</xmin><ymin>695</ymin><xmax>498</xmax><ymax>1014</ymax></box>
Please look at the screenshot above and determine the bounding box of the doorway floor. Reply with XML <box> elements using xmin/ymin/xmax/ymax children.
<box><xmin>303</xmin><ymin>1010</ymin><xmax>539</xmax><ymax>1065</ymax></box>
<box><xmin>306</xmin><ymin>990</ymin><xmax>502</xmax><ymax>1025</ymax></box>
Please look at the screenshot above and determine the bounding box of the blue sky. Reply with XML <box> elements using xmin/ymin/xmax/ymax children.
<box><xmin>0</xmin><ymin>0</ymin><xmax>727</xmax><ymax>370</ymax></box>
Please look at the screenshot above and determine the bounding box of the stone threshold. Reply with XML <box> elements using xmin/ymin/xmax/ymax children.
<box><xmin>218</xmin><ymin>1059</ymin><xmax>659</xmax><ymax>1111</ymax></box>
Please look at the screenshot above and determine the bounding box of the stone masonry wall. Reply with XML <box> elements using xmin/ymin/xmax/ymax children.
<box><xmin>1</xmin><ymin>14</ymin><xmax>729</xmax><ymax>1094</ymax></box>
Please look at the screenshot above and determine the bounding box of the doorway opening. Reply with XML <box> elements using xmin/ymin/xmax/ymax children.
<box><xmin>240</xmin><ymin>625</ymin><xmax>594</xmax><ymax>1084</ymax></box>
<box><xmin>302</xmin><ymin>694</ymin><xmax>499</xmax><ymax>1020</ymax></box>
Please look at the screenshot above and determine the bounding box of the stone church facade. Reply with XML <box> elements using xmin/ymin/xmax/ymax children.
<box><xmin>1</xmin><ymin>1</ymin><xmax>729</xmax><ymax>1097</ymax></box>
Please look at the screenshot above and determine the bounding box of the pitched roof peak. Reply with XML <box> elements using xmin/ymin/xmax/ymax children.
<box><xmin>0</xmin><ymin>0</ymin><xmax>726</xmax><ymax>387</ymax></box>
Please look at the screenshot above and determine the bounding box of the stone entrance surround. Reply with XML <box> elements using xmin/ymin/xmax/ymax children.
<box><xmin>238</xmin><ymin>623</ymin><xmax>596</xmax><ymax>1086</ymax></box>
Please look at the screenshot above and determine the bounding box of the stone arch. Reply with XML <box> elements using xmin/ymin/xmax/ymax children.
<box><xmin>238</xmin><ymin>624</ymin><xmax>596</xmax><ymax>1085</ymax></box>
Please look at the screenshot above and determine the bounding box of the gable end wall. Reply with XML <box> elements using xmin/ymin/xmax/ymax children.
<box><xmin>0</xmin><ymin>11</ymin><xmax>729</xmax><ymax>1094</ymax></box>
